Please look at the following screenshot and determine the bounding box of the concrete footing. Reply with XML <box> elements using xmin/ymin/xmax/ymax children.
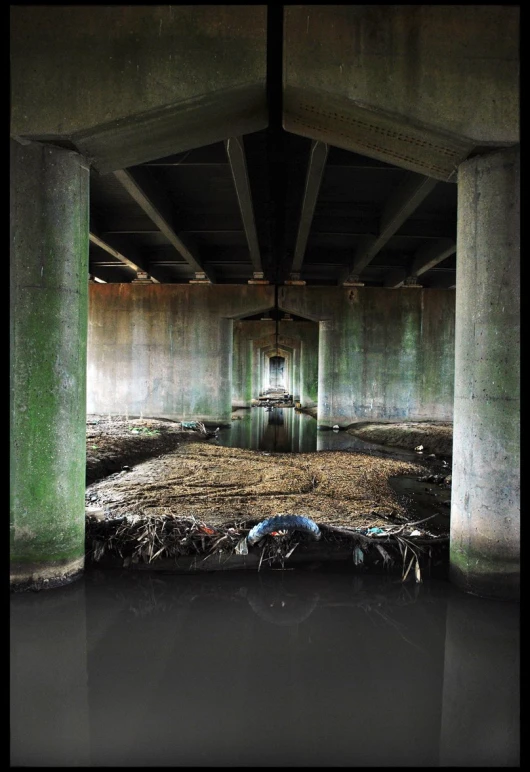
<box><xmin>10</xmin><ymin>558</ymin><xmax>85</xmax><ymax>593</ymax></box>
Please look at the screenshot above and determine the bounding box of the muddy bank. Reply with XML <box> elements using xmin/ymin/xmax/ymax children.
<box><xmin>86</xmin><ymin>415</ymin><xmax>213</xmax><ymax>485</ymax></box>
<box><xmin>86</xmin><ymin>441</ymin><xmax>426</xmax><ymax>530</ymax></box>
<box><xmin>294</xmin><ymin>409</ymin><xmax>452</xmax><ymax>458</ymax></box>
<box><xmin>347</xmin><ymin>421</ymin><xmax>453</xmax><ymax>457</ymax></box>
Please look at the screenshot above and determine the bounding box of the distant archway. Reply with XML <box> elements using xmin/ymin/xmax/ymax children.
<box><xmin>231</xmin><ymin>309</ymin><xmax>319</xmax><ymax>409</ymax></box>
<box><xmin>269</xmin><ymin>355</ymin><xmax>285</xmax><ymax>389</ymax></box>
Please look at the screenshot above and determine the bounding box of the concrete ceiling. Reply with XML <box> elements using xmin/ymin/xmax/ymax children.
<box><xmin>12</xmin><ymin>5</ymin><xmax>517</xmax><ymax>291</ymax></box>
<box><xmin>86</xmin><ymin>5</ymin><xmax>459</xmax><ymax>290</ymax></box>
<box><xmin>89</xmin><ymin>131</ymin><xmax>458</xmax><ymax>288</ymax></box>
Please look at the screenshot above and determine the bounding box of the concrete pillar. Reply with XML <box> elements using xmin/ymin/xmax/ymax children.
<box><xmin>299</xmin><ymin>341</ymin><xmax>305</xmax><ymax>406</ymax></box>
<box><xmin>252</xmin><ymin>341</ymin><xmax>259</xmax><ymax>400</ymax></box>
<box><xmin>218</xmin><ymin>317</ymin><xmax>233</xmax><ymax>423</ymax></box>
<box><xmin>292</xmin><ymin>346</ymin><xmax>300</xmax><ymax>401</ymax></box>
<box><xmin>10</xmin><ymin>139</ymin><xmax>89</xmax><ymax>591</ymax></box>
<box><xmin>252</xmin><ymin>348</ymin><xmax>261</xmax><ymax>399</ymax></box>
<box><xmin>451</xmin><ymin>146</ymin><xmax>520</xmax><ymax>599</ymax></box>
<box><xmin>317</xmin><ymin>320</ymin><xmax>334</xmax><ymax>426</ymax></box>
<box><xmin>245</xmin><ymin>339</ymin><xmax>253</xmax><ymax>405</ymax></box>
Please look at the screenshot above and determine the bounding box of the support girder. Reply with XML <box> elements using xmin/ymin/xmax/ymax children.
<box><xmin>291</xmin><ymin>140</ymin><xmax>329</xmax><ymax>276</ymax></box>
<box><xmin>341</xmin><ymin>173</ymin><xmax>438</xmax><ymax>283</ymax></box>
<box><xmin>410</xmin><ymin>238</ymin><xmax>456</xmax><ymax>276</ymax></box>
<box><xmin>113</xmin><ymin>167</ymin><xmax>215</xmax><ymax>283</ymax></box>
<box><xmin>225</xmin><ymin>136</ymin><xmax>263</xmax><ymax>276</ymax></box>
<box><xmin>384</xmin><ymin>238</ymin><xmax>456</xmax><ymax>287</ymax></box>
<box><xmin>89</xmin><ymin>231</ymin><xmax>160</xmax><ymax>283</ymax></box>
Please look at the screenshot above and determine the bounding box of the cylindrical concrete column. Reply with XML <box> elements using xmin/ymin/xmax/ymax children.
<box><xmin>218</xmin><ymin>317</ymin><xmax>233</xmax><ymax>425</ymax></box>
<box><xmin>245</xmin><ymin>339</ymin><xmax>253</xmax><ymax>405</ymax></box>
<box><xmin>317</xmin><ymin>319</ymin><xmax>334</xmax><ymax>427</ymax></box>
<box><xmin>10</xmin><ymin>139</ymin><xmax>89</xmax><ymax>591</ymax></box>
<box><xmin>292</xmin><ymin>345</ymin><xmax>300</xmax><ymax>401</ymax></box>
<box><xmin>451</xmin><ymin>146</ymin><xmax>520</xmax><ymax>599</ymax></box>
<box><xmin>251</xmin><ymin>341</ymin><xmax>257</xmax><ymax>400</ymax></box>
<box><xmin>299</xmin><ymin>341</ymin><xmax>305</xmax><ymax>406</ymax></box>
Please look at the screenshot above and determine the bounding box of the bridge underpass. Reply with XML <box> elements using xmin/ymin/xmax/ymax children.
<box><xmin>10</xmin><ymin>5</ymin><xmax>519</xmax><ymax>600</ymax></box>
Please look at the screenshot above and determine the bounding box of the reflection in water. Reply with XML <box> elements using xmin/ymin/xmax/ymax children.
<box><xmin>217</xmin><ymin>408</ymin><xmax>421</xmax><ymax>460</ymax></box>
<box><xmin>218</xmin><ymin>407</ymin><xmax>318</xmax><ymax>453</ymax></box>
<box><xmin>11</xmin><ymin>570</ymin><xmax>519</xmax><ymax>767</ymax></box>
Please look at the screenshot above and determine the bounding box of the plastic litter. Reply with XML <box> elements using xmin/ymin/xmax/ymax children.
<box><xmin>353</xmin><ymin>545</ymin><xmax>364</xmax><ymax>565</ymax></box>
<box><xmin>235</xmin><ymin>537</ymin><xmax>249</xmax><ymax>555</ymax></box>
<box><xmin>247</xmin><ymin>514</ymin><xmax>322</xmax><ymax>546</ymax></box>
<box><xmin>366</xmin><ymin>526</ymin><xmax>386</xmax><ymax>535</ymax></box>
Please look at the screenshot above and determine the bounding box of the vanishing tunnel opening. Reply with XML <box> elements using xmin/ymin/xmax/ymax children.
<box><xmin>227</xmin><ymin>305</ymin><xmax>320</xmax><ymax>451</ymax></box>
<box><xmin>269</xmin><ymin>356</ymin><xmax>285</xmax><ymax>389</ymax></box>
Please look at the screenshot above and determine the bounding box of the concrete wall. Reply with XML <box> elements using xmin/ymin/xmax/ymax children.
<box><xmin>280</xmin><ymin>286</ymin><xmax>455</xmax><ymax>426</ymax></box>
<box><xmin>88</xmin><ymin>284</ymin><xmax>454</xmax><ymax>427</ymax></box>
<box><xmin>88</xmin><ymin>284</ymin><xmax>274</xmax><ymax>424</ymax></box>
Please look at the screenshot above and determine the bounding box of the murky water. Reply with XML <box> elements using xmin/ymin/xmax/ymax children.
<box><xmin>389</xmin><ymin>475</ymin><xmax>452</xmax><ymax>533</ymax></box>
<box><xmin>217</xmin><ymin>407</ymin><xmax>418</xmax><ymax>459</ymax></box>
<box><xmin>10</xmin><ymin>569</ymin><xmax>519</xmax><ymax>766</ymax></box>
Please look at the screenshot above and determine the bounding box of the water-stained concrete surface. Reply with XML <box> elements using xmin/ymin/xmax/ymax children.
<box><xmin>11</xmin><ymin>569</ymin><xmax>519</xmax><ymax>767</ymax></box>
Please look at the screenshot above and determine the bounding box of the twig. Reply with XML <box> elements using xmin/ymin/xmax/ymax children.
<box><xmin>387</xmin><ymin>514</ymin><xmax>439</xmax><ymax>535</ymax></box>
<box><xmin>402</xmin><ymin>554</ymin><xmax>415</xmax><ymax>581</ymax></box>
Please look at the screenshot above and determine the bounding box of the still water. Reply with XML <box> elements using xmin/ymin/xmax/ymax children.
<box><xmin>216</xmin><ymin>407</ymin><xmax>417</xmax><ymax>459</ymax></box>
<box><xmin>11</xmin><ymin>569</ymin><xmax>519</xmax><ymax>767</ymax></box>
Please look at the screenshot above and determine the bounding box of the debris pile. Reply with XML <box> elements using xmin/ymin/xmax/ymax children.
<box><xmin>86</xmin><ymin>509</ymin><xmax>447</xmax><ymax>581</ymax></box>
<box><xmin>84</xmin><ymin>415</ymin><xmax>450</xmax><ymax>579</ymax></box>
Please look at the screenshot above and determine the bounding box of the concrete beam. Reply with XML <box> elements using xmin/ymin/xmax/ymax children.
<box><xmin>225</xmin><ymin>137</ymin><xmax>262</xmax><ymax>275</ymax></box>
<box><xmin>290</xmin><ymin>140</ymin><xmax>329</xmax><ymax>276</ymax></box>
<box><xmin>384</xmin><ymin>238</ymin><xmax>456</xmax><ymax>288</ymax></box>
<box><xmin>341</xmin><ymin>173</ymin><xmax>438</xmax><ymax>283</ymax></box>
<box><xmin>89</xmin><ymin>231</ymin><xmax>160</xmax><ymax>283</ymax></box>
<box><xmin>113</xmin><ymin>168</ymin><xmax>215</xmax><ymax>283</ymax></box>
<box><xmin>284</xmin><ymin>6</ymin><xmax>519</xmax><ymax>158</ymax></box>
<box><xmin>11</xmin><ymin>6</ymin><xmax>268</xmax><ymax>172</ymax></box>
<box><xmin>411</xmin><ymin>238</ymin><xmax>456</xmax><ymax>277</ymax></box>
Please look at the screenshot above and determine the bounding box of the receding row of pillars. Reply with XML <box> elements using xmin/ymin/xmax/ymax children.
<box><xmin>10</xmin><ymin>138</ymin><xmax>520</xmax><ymax>598</ymax></box>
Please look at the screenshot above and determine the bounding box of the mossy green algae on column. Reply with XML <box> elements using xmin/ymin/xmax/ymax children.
<box><xmin>451</xmin><ymin>147</ymin><xmax>520</xmax><ymax>599</ymax></box>
<box><xmin>10</xmin><ymin>140</ymin><xmax>89</xmax><ymax>590</ymax></box>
